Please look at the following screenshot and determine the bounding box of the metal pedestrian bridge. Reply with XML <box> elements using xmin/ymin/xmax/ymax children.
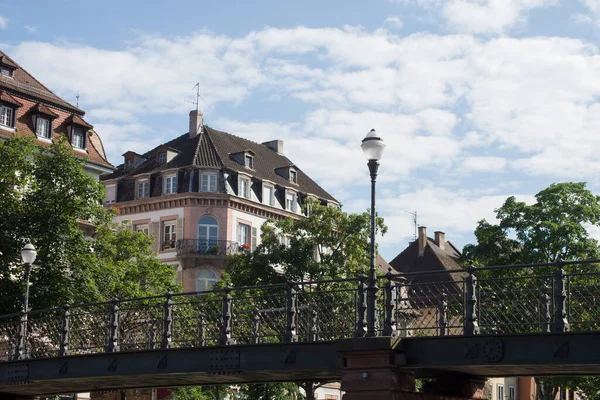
<box><xmin>1</xmin><ymin>259</ymin><xmax>600</xmax><ymax>397</ymax></box>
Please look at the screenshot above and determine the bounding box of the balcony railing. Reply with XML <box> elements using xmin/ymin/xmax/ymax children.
<box><xmin>176</xmin><ymin>239</ymin><xmax>246</xmax><ymax>257</ymax></box>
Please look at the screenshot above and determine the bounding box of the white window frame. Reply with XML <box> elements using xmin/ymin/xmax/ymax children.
<box><xmin>137</xmin><ymin>180</ymin><xmax>149</xmax><ymax>199</ymax></box>
<box><xmin>508</xmin><ymin>386</ymin><xmax>515</xmax><ymax>400</ymax></box>
<box><xmin>290</xmin><ymin>169</ymin><xmax>297</xmax><ymax>183</ymax></box>
<box><xmin>196</xmin><ymin>269</ymin><xmax>218</xmax><ymax>292</ymax></box>
<box><xmin>36</xmin><ymin>117</ymin><xmax>51</xmax><ymax>139</ymax></box>
<box><xmin>71</xmin><ymin>127</ymin><xmax>85</xmax><ymax>149</ymax></box>
<box><xmin>163</xmin><ymin>221</ymin><xmax>177</xmax><ymax>248</ymax></box>
<box><xmin>104</xmin><ymin>184</ymin><xmax>116</xmax><ymax>204</ymax></box>
<box><xmin>164</xmin><ymin>174</ymin><xmax>178</xmax><ymax>194</ymax></box>
<box><xmin>135</xmin><ymin>224</ymin><xmax>149</xmax><ymax>236</ymax></box>
<box><xmin>263</xmin><ymin>184</ymin><xmax>275</xmax><ymax>206</ymax></box>
<box><xmin>497</xmin><ymin>384</ymin><xmax>505</xmax><ymax>400</ymax></box>
<box><xmin>201</xmin><ymin>172</ymin><xmax>218</xmax><ymax>193</ymax></box>
<box><xmin>237</xmin><ymin>223</ymin><xmax>250</xmax><ymax>246</ymax></box>
<box><xmin>239</xmin><ymin>177</ymin><xmax>250</xmax><ymax>199</ymax></box>
<box><xmin>244</xmin><ymin>154</ymin><xmax>253</xmax><ymax>169</ymax></box>
<box><xmin>0</xmin><ymin>67</ymin><xmax>12</xmax><ymax>77</ymax></box>
<box><xmin>0</xmin><ymin>105</ymin><xmax>14</xmax><ymax>128</ymax></box>
<box><xmin>286</xmin><ymin>192</ymin><xmax>297</xmax><ymax>212</ymax></box>
<box><xmin>158</xmin><ymin>152</ymin><xmax>167</xmax><ymax>163</ymax></box>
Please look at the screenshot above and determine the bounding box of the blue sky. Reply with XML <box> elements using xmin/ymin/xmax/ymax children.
<box><xmin>3</xmin><ymin>0</ymin><xmax>600</xmax><ymax>262</ymax></box>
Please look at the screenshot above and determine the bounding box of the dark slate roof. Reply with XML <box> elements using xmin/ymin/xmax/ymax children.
<box><xmin>101</xmin><ymin>126</ymin><xmax>337</xmax><ymax>202</ymax></box>
<box><xmin>0</xmin><ymin>50</ymin><xmax>84</xmax><ymax>114</ymax></box>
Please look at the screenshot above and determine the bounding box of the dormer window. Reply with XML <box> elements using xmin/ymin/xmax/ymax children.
<box><xmin>0</xmin><ymin>105</ymin><xmax>14</xmax><ymax>128</ymax></box>
<box><xmin>71</xmin><ymin>126</ymin><xmax>85</xmax><ymax>149</ymax></box>
<box><xmin>290</xmin><ymin>170</ymin><xmax>297</xmax><ymax>183</ymax></box>
<box><xmin>244</xmin><ymin>154</ymin><xmax>253</xmax><ymax>169</ymax></box>
<box><xmin>164</xmin><ymin>174</ymin><xmax>178</xmax><ymax>194</ymax></box>
<box><xmin>0</xmin><ymin>67</ymin><xmax>13</xmax><ymax>78</ymax></box>
<box><xmin>239</xmin><ymin>176</ymin><xmax>251</xmax><ymax>199</ymax></box>
<box><xmin>125</xmin><ymin>158</ymin><xmax>134</xmax><ymax>169</ymax></box>
<box><xmin>158</xmin><ymin>152</ymin><xmax>167</xmax><ymax>163</ymax></box>
<box><xmin>36</xmin><ymin>117</ymin><xmax>51</xmax><ymax>139</ymax></box>
<box><xmin>286</xmin><ymin>192</ymin><xmax>297</xmax><ymax>212</ymax></box>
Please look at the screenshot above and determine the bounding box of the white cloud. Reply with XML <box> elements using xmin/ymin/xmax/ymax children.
<box><xmin>581</xmin><ymin>0</ymin><xmax>600</xmax><ymax>12</ymax></box>
<box><xmin>384</xmin><ymin>16</ymin><xmax>404</xmax><ymax>29</ymax></box>
<box><xmin>24</xmin><ymin>25</ymin><xmax>36</xmax><ymax>34</ymax></box>
<box><xmin>0</xmin><ymin>16</ymin><xmax>7</xmax><ymax>30</ymax></box>
<box><xmin>461</xmin><ymin>156</ymin><xmax>507</xmax><ymax>172</ymax></box>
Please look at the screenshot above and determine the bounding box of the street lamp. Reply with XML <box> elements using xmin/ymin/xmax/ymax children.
<box><xmin>361</xmin><ymin>129</ymin><xmax>386</xmax><ymax>337</ymax></box>
<box><xmin>14</xmin><ymin>243</ymin><xmax>36</xmax><ymax>360</ymax></box>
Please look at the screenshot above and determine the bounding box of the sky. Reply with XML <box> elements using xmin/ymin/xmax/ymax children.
<box><xmin>2</xmin><ymin>0</ymin><xmax>600</xmax><ymax>262</ymax></box>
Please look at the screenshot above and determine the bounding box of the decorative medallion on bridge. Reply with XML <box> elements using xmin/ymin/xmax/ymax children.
<box><xmin>284</xmin><ymin>349</ymin><xmax>297</xmax><ymax>365</ymax></box>
<box><xmin>209</xmin><ymin>349</ymin><xmax>240</xmax><ymax>372</ymax></box>
<box><xmin>158</xmin><ymin>356</ymin><xmax>168</xmax><ymax>369</ymax></box>
<box><xmin>482</xmin><ymin>337</ymin><xmax>504</xmax><ymax>362</ymax></box>
<box><xmin>108</xmin><ymin>358</ymin><xmax>117</xmax><ymax>372</ymax></box>
<box><xmin>464</xmin><ymin>343</ymin><xmax>479</xmax><ymax>359</ymax></box>
<box><xmin>553</xmin><ymin>341</ymin><xmax>569</xmax><ymax>359</ymax></box>
<box><xmin>59</xmin><ymin>362</ymin><xmax>68</xmax><ymax>375</ymax></box>
<box><xmin>7</xmin><ymin>363</ymin><xmax>29</xmax><ymax>383</ymax></box>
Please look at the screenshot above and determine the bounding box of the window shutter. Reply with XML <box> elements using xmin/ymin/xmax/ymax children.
<box><xmin>176</xmin><ymin>217</ymin><xmax>183</xmax><ymax>242</ymax></box>
<box><xmin>251</xmin><ymin>227</ymin><xmax>258</xmax><ymax>251</ymax></box>
<box><xmin>150</xmin><ymin>222</ymin><xmax>161</xmax><ymax>252</ymax></box>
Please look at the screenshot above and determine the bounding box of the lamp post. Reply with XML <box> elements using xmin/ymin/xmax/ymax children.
<box><xmin>361</xmin><ymin>129</ymin><xmax>386</xmax><ymax>337</ymax></box>
<box><xmin>14</xmin><ymin>243</ymin><xmax>37</xmax><ymax>360</ymax></box>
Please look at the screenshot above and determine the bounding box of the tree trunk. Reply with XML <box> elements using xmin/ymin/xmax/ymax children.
<box><xmin>303</xmin><ymin>381</ymin><xmax>315</xmax><ymax>400</ymax></box>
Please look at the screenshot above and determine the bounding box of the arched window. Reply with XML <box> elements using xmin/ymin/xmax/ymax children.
<box><xmin>198</xmin><ymin>215</ymin><xmax>218</xmax><ymax>253</ymax></box>
<box><xmin>196</xmin><ymin>269</ymin><xmax>218</xmax><ymax>292</ymax></box>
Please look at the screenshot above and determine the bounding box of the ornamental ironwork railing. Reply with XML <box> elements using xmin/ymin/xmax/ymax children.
<box><xmin>1</xmin><ymin>259</ymin><xmax>600</xmax><ymax>362</ymax></box>
<box><xmin>176</xmin><ymin>239</ymin><xmax>243</xmax><ymax>257</ymax></box>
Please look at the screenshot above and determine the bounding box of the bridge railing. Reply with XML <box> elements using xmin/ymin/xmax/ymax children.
<box><xmin>2</xmin><ymin>259</ymin><xmax>600</xmax><ymax>362</ymax></box>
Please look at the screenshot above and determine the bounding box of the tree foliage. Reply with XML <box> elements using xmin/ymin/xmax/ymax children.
<box><xmin>0</xmin><ymin>135</ymin><xmax>177</xmax><ymax>314</ymax></box>
<box><xmin>463</xmin><ymin>182</ymin><xmax>600</xmax><ymax>400</ymax></box>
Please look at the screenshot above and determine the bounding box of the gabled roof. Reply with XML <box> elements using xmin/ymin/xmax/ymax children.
<box><xmin>0</xmin><ymin>90</ymin><xmax>23</xmax><ymax>107</ymax></box>
<box><xmin>0</xmin><ymin>50</ymin><xmax>83</xmax><ymax>114</ymax></box>
<box><xmin>65</xmin><ymin>114</ymin><xmax>93</xmax><ymax>129</ymax></box>
<box><xmin>101</xmin><ymin>126</ymin><xmax>337</xmax><ymax>203</ymax></box>
<box><xmin>31</xmin><ymin>103</ymin><xmax>59</xmax><ymax>118</ymax></box>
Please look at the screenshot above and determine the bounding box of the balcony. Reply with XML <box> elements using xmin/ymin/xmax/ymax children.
<box><xmin>176</xmin><ymin>239</ymin><xmax>247</xmax><ymax>257</ymax></box>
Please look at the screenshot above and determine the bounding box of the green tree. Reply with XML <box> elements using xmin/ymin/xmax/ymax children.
<box><xmin>0</xmin><ymin>135</ymin><xmax>177</xmax><ymax>314</ymax></box>
<box><xmin>463</xmin><ymin>182</ymin><xmax>600</xmax><ymax>400</ymax></box>
<box><xmin>169</xmin><ymin>385</ymin><xmax>229</xmax><ymax>400</ymax></box>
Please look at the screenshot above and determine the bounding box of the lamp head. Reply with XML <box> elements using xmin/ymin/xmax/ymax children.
<box><xmin>21</xmin><ymin>243</ymin><xmax>37</xmax><ymax>265</ymax></box>
<box><xmin>361</xmin><ymin>129</ymin><xmax>386</xmax><ymax>162</ymax></box>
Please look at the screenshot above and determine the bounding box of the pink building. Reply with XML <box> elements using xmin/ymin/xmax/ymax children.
<box><xmin>101</xmin><ymin>110</ymin><xmax>337</xmax><ymax>292</ymax></box>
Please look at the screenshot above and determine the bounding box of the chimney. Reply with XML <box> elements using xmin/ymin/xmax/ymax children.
<box><xmin>418</xmin><ymin>226</ymin><xmax>427</xmax><ymax>256</ymax></box>
<box><xmin>434</xmin><ymin>231</ymin><xmax>445</xmax><ymax>250</ymax></box>
<box><xmin>262</xmin><ymin>140</ymin><xmax>284</xmax><ymax>155</ymax></box>
<box><xmin>189</xmin><ymin>110</ymin><xmax>203</xmax><ymax>138</ymax></box>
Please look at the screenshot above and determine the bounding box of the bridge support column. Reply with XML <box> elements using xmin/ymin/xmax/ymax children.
<box><xmin>338</xmin><ymin>337</ymin><xmax>414</xmax><ymax>399</ymax></box>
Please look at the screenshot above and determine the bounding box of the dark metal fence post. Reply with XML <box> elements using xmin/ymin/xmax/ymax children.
<box><xmin>250</xmin><ymin>308</ymin><xmax>261</xmax><ymax>345</ymax></box>
<box><xmin>219</xmin><ymin>286</ymin><xmax>234</xmax><ymax>345</ymax></box>
<box><xmin>438</xmin><ymin>291</ymin><xmax>448</xmax><ymax>337</ymax></box>
<box><xmin>540</xmin><ymin>292</ymin><xmax>551</xmax><ymax>333</ymax></box>
<box><xmin>197</xmin><ymin>313</ymin><xmax>206</xmax><ymax>347</ymax></box>
<box><xmin>107</xmin><ymin>300</ymin><xmax>120</xmax><ymax>353</ymax></box>
<box><xmin>464</xmin><ymin>265</ymin><xmax>480</xmax><ymax>335</ymax></box>
<box><xmin>13</xmin><ymin>311</ymin><xmax>27</xmax><ymax>361</ymax></box>
<box><xmin>354</xmin><ymin>276</ymin><xmax>367</xmax><ymax>337</ymax></box>
<box><xmin>161</xmin><ymin>293</ymin><xmax>173</xmax><ymax>350</ymax></box>
<box><xmin>553</xmin><ymin>260</ymin><xmax>570</xmax><ymax>333</ymax></box>
<box><xmin>382</xmin><ymin>269</ymin><xmax>398</xmax><ymax>337</ymax></box>
<box><xmin>284</xmin><ymin>283</ymin><xmax>298</xmax><ymax>343</ymax></box>
<box><xmin>309</xmin><ymin>309</ymin><xmax>319</xmax><ymax>342</ymax></box>
<box><xmin>59</xmin><ymin>307</ymin><xmax>70</xmax><ymax>357</ymax></box>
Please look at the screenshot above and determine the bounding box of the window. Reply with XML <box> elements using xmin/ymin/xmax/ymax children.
<box><xmin>198</xmin><ymin>215</ymin><xmax>218</xmax><ymax>252</ymax></box>
<box><xmin>237</xmin><ymin>224</ymin><xmax>250</xmax><ymax>246</ymax></box>
<box><xmin>286</xmin><ymin>192</ymin><xmax>297</xmax><ymax>212</ymax></box>
<box><xmin>0</xmin><ymin>67</ymin><xmax>13</xmax><ymax>77</ymax></box>
<box><xmin>263</xmin><ymin>185</ymin><xmax>274</xmax><ymax>206</ymax></box>
<box><xmin>497</xmin><ymin>384</ymin><xmax>505</xmax><ymax>400</ymax></box>
<box><xmin>136</xmin><ymin>224</ymin><xmax>149</xmax><ymax>236</ymax></box>
<box><xmin>125</xmin><ymin>158</ymin><xmax>134</xmax><ymax>169</ymax></box>
<box><xmin>104</xmin><ymin>185</ymin><xmax>116</xmax><ymax>204</ymax></box>
<box><xmin>71</xmin><ymin>127</ymin><xmax>85</xmax><ymax>149</ymax></box>
<box><xmin>137</xmin><ymin>180</ymin><xmax>149</xmax><ymax>199</ymax></box>
<box><xmin>196</xmin><ymin>269</ymin><xmax>218</xmax><ymax>292</ymax></box>
<box><xmin>165</xmin><ymin>175</ymin><xmax>177</xmax><ymax>194</ymax></box>
<box><xmin>509</xmin><ymin>386</ymin><xmax>515</xmax><ymax>400</ymax></box>
<box><xmin>290</xmin><ymin>170</ymin><xmax>297</xmax><ymax>183</ymax></box>
<box><xmin>239</xmin><ymin>177</ymin><xmax>250</xmax><ymax>199</ymax></box>
<box><xmin>0</xmin><ymin>105</ymin><xmax>14</xmax><ymax>127</ymax></box>
<box><xmin>36</xmin><ymin>118</ymin><xmax>51</xmax><ymax>139</ymax></box>
<box><xmin>244</xmin><ymin>154</ymin><xmax>253</xmax><ymax>169</ymax></box>
<box><xmin>201</xmin><ymin>172</ymin><xmax>218</xmax><ymax>192</ymax></box>
<box><xmin>158</xmin><ymin>152</ymin><xmax>167</xmax><ymax>163</ymax></box>
<box><xmin>163</xmin><ymin>221</ymin><xmax>177</xmax><ymax>248</ymax></box>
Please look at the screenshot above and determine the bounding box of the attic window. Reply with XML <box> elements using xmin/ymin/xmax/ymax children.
<box><xmin>0</xmin><ymin>67</ymin><xmax>13</xmax><ymax>78</ymax></box>
<box><xmin>244</xmin><ymin>154</ymin><xmax>253</xmax><ymax>169</ymax></box>
<box><xmin>71</xmin><ymin>126</ymin><xmax>85</xmax><ymax>149</ymax></box>
<box><xmin>158</xmin><ymin>152</ymin><xmax>167</xmax><ymax>163</ymax></box>
<box><xmin>0</xmin><ymin>105</ymin><xmax>15</xmax><ymax>128</ymax></box>
<box><xmin>290</xmin><ymin>170</ymin><xmax>297</xmax><ymax>183</ymax></box>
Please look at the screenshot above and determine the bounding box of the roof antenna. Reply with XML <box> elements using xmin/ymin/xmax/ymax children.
<box><xmin>185</xmin><ymin>83</ymin><xmax>204</xmax><ymax>111</ymax></box>
<box><xmin>401</xmin><ymin>209</ymin><xmax>418</xmax><ymax>241</ymax></box>
<box><xmin>76</xmin><ymin>91</ymin><xmax>80</xmax><ymax>108</ymax></box>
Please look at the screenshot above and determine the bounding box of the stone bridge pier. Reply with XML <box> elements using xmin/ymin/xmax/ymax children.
<box><xmin>339</xmin><ymin>337</ymin><xmax>485</xmax><ymax>400</ymax></box>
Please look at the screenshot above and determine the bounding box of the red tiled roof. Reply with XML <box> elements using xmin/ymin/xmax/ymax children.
<box><xmin>0</xmin><ymin>90</ymin><xmax>23</xmax><ymax>107</ymax></box>
<box><xmin>31</xmin><ymin>103</ymin><xmax>59</xmax><ymax>118</ymax></box>
<box><xmin>0</xmin><ymin>55</ymin><xmax>17</xmax><ymax>69</ymax></box>
<box><xmin>65</xmin><ymin>114</ymin><xmax>93</xmax><ymax>129</ymax></box>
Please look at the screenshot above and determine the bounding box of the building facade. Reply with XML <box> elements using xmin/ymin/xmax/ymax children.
<box><xmin>0</xmin><ymin>50</ymin><xmax>114</xmax><ymax>180</ymax></box>
<box><xmin>100</xmin><ymin>110</ymin><xmax>337</xmax><ymax>292</ymax></box>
